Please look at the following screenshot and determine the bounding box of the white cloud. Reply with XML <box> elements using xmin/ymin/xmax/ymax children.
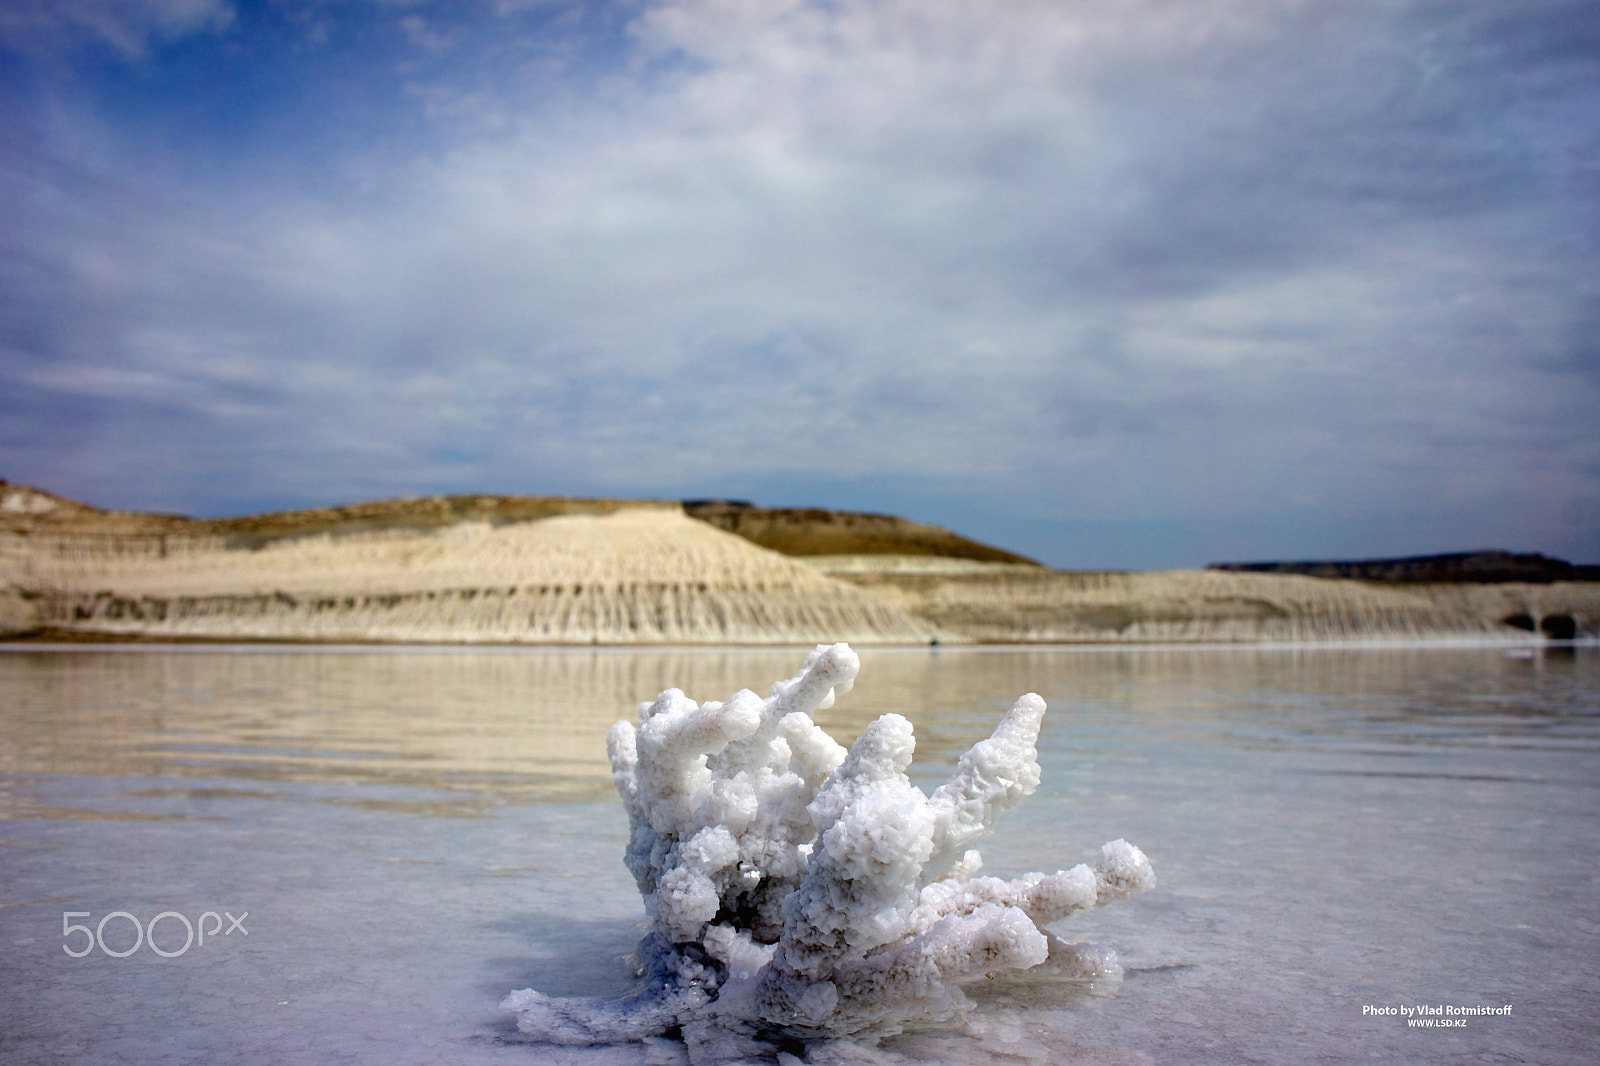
<box><xmin>0</xmin><ymin>0</ymin><xmax>233</xmax><ymax>58</ymax></box>
<box><xmin>2</xmin><ymin>0</ymin><xmax>1597</xmax><ymax>563</ymax></box>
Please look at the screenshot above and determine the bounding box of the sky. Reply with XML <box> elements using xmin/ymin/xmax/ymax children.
<box><xmin>1</xmin><ymin>0</ymin><xmax>1597</xmax><ymax>569</ymax></box>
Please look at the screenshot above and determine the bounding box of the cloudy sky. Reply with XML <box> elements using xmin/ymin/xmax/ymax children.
<box><xmin>2</xmin><ymin>0</ymin><xmax>1596</xmax><ymax>568</ymax></box>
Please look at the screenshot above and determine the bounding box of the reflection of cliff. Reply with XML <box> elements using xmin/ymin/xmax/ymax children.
<box><xmin>2</xmin><ymin>480</ymin><xmax>1596</xmax><ymax>643</ymax></box>
<box><xmin>1</xmin><ymin>643</ymin><xmax>1575</xmax><ymax>810</ymax></box>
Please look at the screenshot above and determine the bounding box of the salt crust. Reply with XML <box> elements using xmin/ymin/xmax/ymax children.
<box><xmin>503</xmin><ymin>644</ymin><xmax>1154</xmax><ymax>1063</ymax></box>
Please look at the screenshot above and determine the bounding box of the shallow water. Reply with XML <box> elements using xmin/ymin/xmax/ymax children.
<box><xmin>1</xmin><ymin>643</ymin><xmax>1596</xmax><ymax>1064</ymax></box>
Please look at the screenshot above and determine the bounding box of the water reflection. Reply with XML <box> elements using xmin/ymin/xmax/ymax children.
<box><xmin>2</xmin><ymin>644</ymin><xmax>1595</xmax><ymax>814</ymax></box>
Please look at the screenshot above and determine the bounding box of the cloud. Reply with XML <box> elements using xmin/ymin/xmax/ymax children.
<box><xmin>0</xmin><ymin>0</ymin><xmax>234</xmax><ymax>59</ymax></box>
<box><xmin>1</xmin><ymin>0</ymin><xmax>1597</xmax><ymax>565</ymax></box>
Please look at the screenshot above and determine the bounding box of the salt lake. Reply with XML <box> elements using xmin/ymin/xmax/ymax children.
<box><xmin>1</xmin><ymin>643</ymin><xmax>1596</xmax><ymax>1064</ymax></box>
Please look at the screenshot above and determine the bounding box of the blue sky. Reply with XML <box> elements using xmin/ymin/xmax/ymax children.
<box><xmin>2</xmin><ymin>0</ymin><xmax>1596</xmax><ymax>568</ymax></box>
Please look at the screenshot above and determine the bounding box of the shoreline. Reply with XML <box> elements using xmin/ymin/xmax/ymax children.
<box><xmin>4</xmin><ymin>635</ymin><xmax>1592</xmax><ymax>653</ymax></box>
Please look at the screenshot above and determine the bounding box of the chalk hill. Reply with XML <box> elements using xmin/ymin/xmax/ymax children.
<box><xmin>2</xmin><ymin>480</ymin><xmax>1594</xmax><ymax>643</ymax></box>
<box><xmin>0</xmin><ymin>483</ymin><xmax>933</xmax><ymax>644</ymax></box>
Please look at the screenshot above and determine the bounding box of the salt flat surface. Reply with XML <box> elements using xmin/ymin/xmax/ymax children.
<box><xmin>2</xmin><ymin>644</ymin><xmax>1596</xmax><ymax>1063</ymax></box>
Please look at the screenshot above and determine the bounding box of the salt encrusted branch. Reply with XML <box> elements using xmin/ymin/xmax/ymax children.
<box><xmin>504</xmin><ymin>643</ymin><xmax>1155</xmax><ymax>1060</ymax></box>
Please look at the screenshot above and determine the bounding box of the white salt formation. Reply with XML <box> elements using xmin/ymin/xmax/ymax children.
<box><xmin>503</xmin><ymin>644</ymin><xmax>1155</xmax><ymax>1062</ymax></box>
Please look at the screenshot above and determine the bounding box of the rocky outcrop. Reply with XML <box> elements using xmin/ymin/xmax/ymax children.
<box><xmin>682</xmin><ymin>501</ymin><xmax>1039</xmax><ymax>564</ymax></box>
<box><xmin>1210</xmin><ymin>550</ymin><xmax>1600</xmax><ymax>584</ymax></box>
<box><xmin>0</xmin><ymin>583</ymin><xmax>37</xmax><ymax>636</ymax></box>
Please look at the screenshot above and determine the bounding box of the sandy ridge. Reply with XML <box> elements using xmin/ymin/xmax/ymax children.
<box><xmin>3</xmin><ymin>508</ymin><xmax>934</xmax><ymax>644</ymax></box>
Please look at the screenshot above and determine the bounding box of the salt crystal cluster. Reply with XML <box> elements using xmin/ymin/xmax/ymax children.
<box><xmin>503</xmin><ymin>643</ymin><xmax>1154</xmax><ymax>1061</ymax></box>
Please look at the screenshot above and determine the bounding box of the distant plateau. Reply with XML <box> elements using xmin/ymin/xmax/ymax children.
<box><xmin>2</xmin><ymin>479</ymin><xmax>1594</xmax><ymax>644</ymax></box>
